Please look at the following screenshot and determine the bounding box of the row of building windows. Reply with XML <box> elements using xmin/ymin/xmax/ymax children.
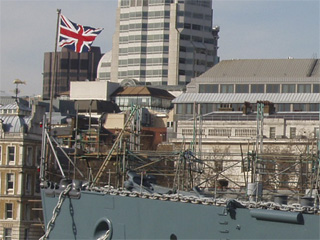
<box><xmin>3</xmin><ymin>172</ymin><xmax>40</xmax><ymax>195</ymax></box>
<box><xmin>0</xmin><ymin>146</ymin><xmax>41</xmax><ymax>166</ymax></box>
<box><xmin>179</xmin><ymin>58</ymin><xmax>214</xmax><ymax>68</ymax></box>
<box><xmin>179</xmin><ymin>46</ymin><xmax>215</xmax><ymax>56</ymax></box>
<box><xmin>100</xmin><ymin>62</ymin><xmax>111</xmax><ymax>68</ymax></box>
<box><xmin>177</xmin><ymin>10</ymin><xmax>212</xmax><ymax>20</ymax></box>
<box><xmin>120</xmin><ymin>9</ymin><xmax>212</xmax><ymax>23</ymax></box>
<box><xmin>119</xmin><ymin>46</ymin><xmax>169</xmax><ymax>56</ymax></box>
<box><xmin>120</xmin><ymin>0</ymin><xmax>171</xmax><ymax>7</ymax></box>
<box><xmin>120</xmin><ymin>10</ymin><xmax>170</xmax><ymax>20</ymax></box>
<box><xmin>118</xmin><ymin>69</ymin><xmax>168</xmax><ymax>78</ymax></box>
<box><xmin>119</xmin><ymin>57</ymin><xmax>169</xmax><ymax>66</ymax></box>
<box><xmin>180</xmin><ymin>34</ymin><xmax>204</xmax><ymax>43</ymax></box>
<box><xmin>60</xmin><ymin>59</ymin><xmax>89</xmax><ymax>70</ymax></box>
<box><xmin>114</xmin><ymin>96</ymin><xmax>172</xmax><ymax>109</ymax></box>
<box><xmin>177</xmin><ymin>23</ymin><xmax>212</xmax><ymax>32</ymax></box>
<box><xmin>181</xmin><ymin>127</ymin><xmax>316</xmax><ymax>139</ymax></box>
<box><xmin>176</xmin><ymin>103</ymin><xmax>320</xmax><ymax>114</ymax></box>
<box><xmin>178</xmin><ymin>70</ymin><xmax>194</xmax><ymax>77</ymax></box>
<box><xmin>198</xmin><ymin>84</ymin><xmax>320</xmax><ymax>94</ymax></box>
<box><xmin>55</xmin><ymin>72</ymin><xmax>91</xmax><ymax>79</ymax></box>
<box><xmin>120</xmin><ymin>34</ymin><xmax>169</xmax><ymax>43</ymax></box>
<box><xmin>0</xmin><ymin>109</ymin><xmax>29</xmax><ymax>115</ymax></box>
<box><xmin>2</xmin><ymin>201</ymin><xmax>41</xmax><ymax>222</ymax></box>
<box><xmin>183</xmin><ymin>0</ymin><xmax>212</xmax><ymax>8</ymax></box>
<box><xmin>120</xmin><ymin>22</ymin><xmax>170</xmax><ymax>32</ymax></box>
<box><xmin>120</xmin><ymin>9</ymin><xmax>211</xmax><ymax>21</ymax></box>
<box><xmin>3</xmin><ymin>227</ymin><xmax>34</xmax><ymax>240</ymax></box>
<box><xmin>99</xmin><ymin>72</ymin><xmax>111</xmax><ymax>79</ymax></box>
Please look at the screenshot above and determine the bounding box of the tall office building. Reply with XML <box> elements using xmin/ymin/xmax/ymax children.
<box><xmin>101</xmin><ymin>0</ymin><xmax>219</xmax><ymax>86</ymax></box>
<box><xmin>43</xmin><ymin>47</ymin><xmax>102</xmax><ymax>100</ymax></box>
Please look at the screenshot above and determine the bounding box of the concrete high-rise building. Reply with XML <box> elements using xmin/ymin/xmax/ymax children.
<box><xmin>43</xmin><ymin>47</ymin><xmax>102</xmax><ymax>100</ymax></box>
<box><xmin>98</xmin><ymin>0</ymin><xmax>219</xmax><ymax>86</ymax></box>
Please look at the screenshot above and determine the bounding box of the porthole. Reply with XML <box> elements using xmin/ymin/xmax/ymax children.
<box><xmin>170</xmin><ymin>233</ymin><xmax>177</xmax><ymax>240</ymax></box>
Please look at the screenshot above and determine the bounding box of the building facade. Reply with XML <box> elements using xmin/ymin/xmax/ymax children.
<box><xmin>43</xmin><ymin>47</ymin><xmax>102</xmax><ymax>100</ymax></box>
<box><xmin>182</xmin><ymin>59</ymin><xmax>320</xmax><ymax>113</ymax></box>
<box><xmin>111</xmin><ymin>86</ymin><xmax>175</xmax><ymax>111</ymax></box>
<box><xmin>169</xmin><ymin>59</ymin><xmax>320</xmax><ymax>190</ymax></box>
<box><xmin>0</xmin><ymin>100</ymin><xmax>45</xmax><ymax>239</ymax></box>
<box><xmin>98</xmin><ymin>0</ymin><xmax>219</xmax><ymax>86</ymax></box>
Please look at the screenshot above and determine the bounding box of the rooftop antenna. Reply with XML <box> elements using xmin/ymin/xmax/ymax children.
<box><xmin>13</xmin><ymin>79</ymin><xmax>26</xmax><ymax>102</ymax></box>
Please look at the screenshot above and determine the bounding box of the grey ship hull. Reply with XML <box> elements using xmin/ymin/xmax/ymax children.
<box><xmin>41</xmin><ymin>189</ymin><xmax>320</xmax><ymax>240</ymax></box>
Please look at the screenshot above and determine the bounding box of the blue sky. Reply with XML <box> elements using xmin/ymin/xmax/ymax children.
<box><xmin>0</xmin><ymin>0</ymin><xmax>319</xmax><ymax>96</ymax></box>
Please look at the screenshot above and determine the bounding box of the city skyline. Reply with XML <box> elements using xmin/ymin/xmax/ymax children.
<box><xmin>0</xmin><ymin>0</ymin><xmax>319</xmax><ymax>96</ymax></box>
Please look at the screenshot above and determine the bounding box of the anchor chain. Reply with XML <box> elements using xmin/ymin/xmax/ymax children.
<box><xmin>97</xmin><ymin>230</ymin><xmax>111</xmax><ymax>240</ymax></box>
<box><xmin>40</xmin><ymin>183</ymin><xmax>73</xmax><ymax>240</ymax></box>
<box><xmin>97</xmin><ymin>219</ymin><xmax>113</xmax><ymax>240</ymax></box>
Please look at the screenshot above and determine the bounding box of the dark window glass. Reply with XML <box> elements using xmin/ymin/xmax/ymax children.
<box><xmin>184</xmin><ymin>23</ymin><xmax>191</xmax><ymax>29</ymax></box>
<box><xmin>266</xmin><ymin>84</ymin><xmax>280</xmax><ymax>93</ymax></box>
<box><xmin>221</xmin><ymin>84</ymin><xmax>234</xmax><ymax>93</ymax></box>
<box><xmin>310</xmin><ymin>103</ymin><xmax>320</xmax><ymax>111</ymax></box>
<box><xmin>4</xmin><ymin>228</ymin><xmax>12</xmax><ymax>240</ymax></box>
<box><xmin>199</xmin><ymin>84</ymin><xmax>218</xmax><ymax>93</ymax></box>
<box><xmin>235</xmin><ymin>84</ymin><xmax>249</xmax><ymax>93</ymax></box>
<box><xmin>180</xmin><ymin>34</ymin><xmax>190</xmax><ymax>41</ymax></box>
<box><xmin>8</xmin><ymin>146</ymin><xmax>15</xmax><ymax>162</ymax></box>
<box><xmin>60</xmin><ymin>59</ymin><xmax>69</xmax><ymax>69</ymax></box>
<box><xmin>177</xmin><ymin>104</ymin><xmax>183</xmax><ymax>114</ymax></box>
<box><xmin>7</xmin><ymin>173</ymin><xmax>14</xmax><ymax>190</ymax></box>
<box><xmin>70</xmin><ymin>59</ymin><xmax>78</xmax><ymax>69</ymax></box>
<box><xmin>251</xmin><ymin>84</ymin><xmax>264</xmax><ymax>93</ymax></box>
<box><xmin>186</xmin><ymin>104</ymin><xmax>193</xmax><ymax>114</ymax></box>
<box><xmin>278</xmin><ymin>103</ymin><xmax>290</xmax><ymax>112</ymax></box>
<box><xmin>293</xmin><ymin>103</ymin><xmax>306</xmax><ymax>111</ymax></box>
<box><xmin>80</xmin><ymin>60</ymin><xmax>88</xmax><ymax>70</ymax></box>
<box><xmin>282</xmin><ymin>84</ymin><xmax>295</xmax><ymax>93</ymax></box>
<box><xmin>192</xmin><ymin>24</ymin><xmax>202</xmax><ymax>31</ymax></box>
<box><xmin>6</xmin><ymin>203</ymin><xmax>13</xmax><ymax>219</ymax></box>
<box><xmin>297</xmin><ymin>84</ymin><xmax>311</xmax><ymax>93</ymax></box>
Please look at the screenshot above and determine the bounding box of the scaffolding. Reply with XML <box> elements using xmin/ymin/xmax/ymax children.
<box><xmin>42</xmin><ymin>103</ymin><xmax>320</xmax><ymax>202</ymax></box>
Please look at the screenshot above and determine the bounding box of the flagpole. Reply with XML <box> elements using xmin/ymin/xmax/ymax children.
<box><xmin>44</xmin><ymin>9</ymin><xmax>61</xmax><ymax>182</ymax></box>
<box><xmin>49</xmin><ymin>9</ymin><xmax>61</xmax><ymax>125</ymax></box>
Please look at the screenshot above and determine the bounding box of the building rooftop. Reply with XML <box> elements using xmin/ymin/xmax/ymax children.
<box><xmin>0</xmin><ymin>101</ymin><xmax>32</xmax><ymax>133</ymax></box>
<box><xmin>0</xmin><ymin>115</ymin><xmax>31</xmax><ymax>133</ymax></box>
<box><xmin>0</xmin><ymin>96</ymin><xmax>29</xmax><ymax>107</ymax></box>
<box><xmin>198</xmin><ymin>59</ymin><xmax>320</xmax><ymax>79</ymax></box>
<box><xmin>112</xmin><ymin>86</ymin><xmax>175</xmax><ymax>100</ymax></box>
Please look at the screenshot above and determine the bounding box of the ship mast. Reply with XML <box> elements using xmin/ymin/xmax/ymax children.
<box><xmin>253</xmin><ymin>101</ymin><xmax>264</xmax><ymax>184</ymax></box>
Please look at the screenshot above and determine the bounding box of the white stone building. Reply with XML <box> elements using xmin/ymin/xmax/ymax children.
<box><xmin>170</xmin><ymin>59</ymin><xmax>320</xmax><ymax>192</ymax></box>
<box><xmin>0</xmin><ymin>100</ymin><xmax>45</xmax><ymax>239</ymax></box>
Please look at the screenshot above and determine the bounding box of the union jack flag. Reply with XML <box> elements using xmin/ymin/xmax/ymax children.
<box><xmin>59</xmin><ymin>14</ymin><xmax>103</xmax><ymax>53</ymax></box>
